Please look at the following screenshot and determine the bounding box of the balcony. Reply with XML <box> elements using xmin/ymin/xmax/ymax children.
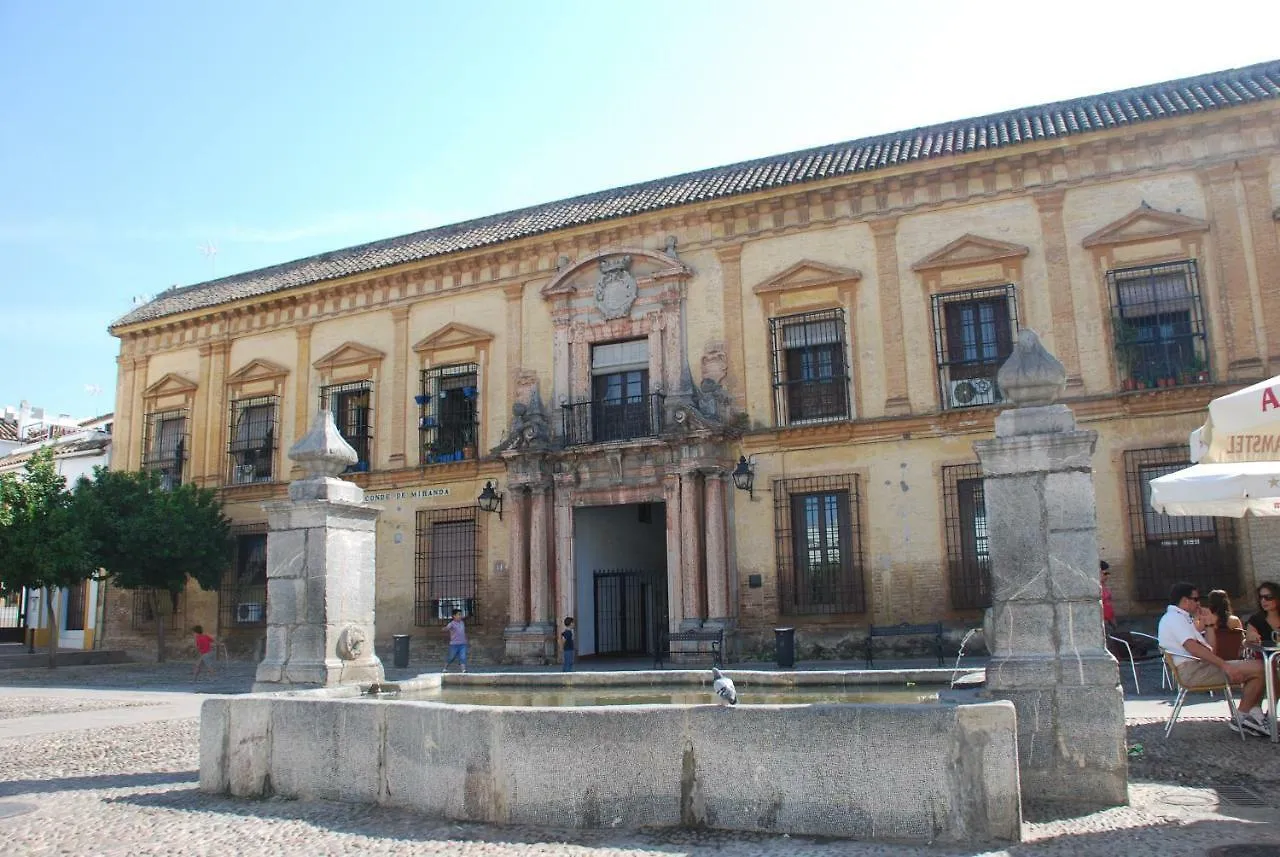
<box><xmin>562</xmin><ymin>393</ymin><xmax>664</xmax><ymax>446</ymax></box>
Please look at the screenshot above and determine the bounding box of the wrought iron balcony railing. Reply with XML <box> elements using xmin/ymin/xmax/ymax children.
<box><xmin>562</xmin><ymin>393</ymin><xmax>664</xmax><ymax>446</ymax></box>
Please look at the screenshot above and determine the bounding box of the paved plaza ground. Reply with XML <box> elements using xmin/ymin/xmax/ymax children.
<box><xmin>2</xmin><ymin>657</ymin><xmax>1280</xmax><ymax>856</ymax></box>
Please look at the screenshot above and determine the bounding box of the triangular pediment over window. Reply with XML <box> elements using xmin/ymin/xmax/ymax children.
<box><xmin>751</xmin><ymin>260</ymin><xmax>862</xmax><ymax>295</ymax></box>
<box><xmin>412</xmin><ymin>322</ymin><xmax>494</xmax><ymax>354</ymax></box>
<box><xmin>1082</xmin><ymin>204</ymin><xmax>1210</xmax><ymax>248</ymax></box>
<box><xmin>227</xmin><ymin>358</ymin><xmax>289</xmax><ymax>383</ymax></box>
<box><xmin>312</xmin><ymin>342</ymin><xmax>386</xmax><ymax>371</ymax></box>
<box><xmin>911</xmin><ymin>234</ymin><xmax>1030</xmax><ymax>272</ymax></box>
<box><xmin>141</xmin><ymin>372</ymin><xmax>198</xmax><ymax>397</ymax></box>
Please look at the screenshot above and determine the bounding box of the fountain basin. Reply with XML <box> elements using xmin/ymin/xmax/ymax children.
<box><xmin>199</xmin><ymin>669</ymin><xmax>1019</xmax><ymax>844</ymax></box>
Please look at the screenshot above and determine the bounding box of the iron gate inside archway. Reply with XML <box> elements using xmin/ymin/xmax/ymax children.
<box><xmin>593</xmin><ymin>569</ymin><xmax>666</xmax><ymax>658</ymax></box>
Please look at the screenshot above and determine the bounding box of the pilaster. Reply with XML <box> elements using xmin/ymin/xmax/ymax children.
<box><xmin>1201</xmin><ymin>163</ymin><xmax>1265</xmax><ymax>378</ymax></box>
<box><xmin>703</xmin><ymin>468</ymin><xmax>731</xmax><ymax>624</ymax></box>
<box><xmin>679</xmin><ymin>470</ymin><xmax>704</xmax><ymax>627</ymax></box>
<box><xmin>663</xmin><ymin>473</ymin><xmax>685</xmax><ymax>631</ymax></box>
<box><xmin>388</xmin><ymin>306</ymin><xmax>410</xmax><ymax>466</ymax></box>
<box><xmin>870</xmin><ymin>217</ymin><xmax>909</xmax><ymax>414</ymax></box>
<box><xmin>1237</xmin><ymin>157</ymin><xmax>1280</xmax><ymax>370</ymax></box>
<box><xmin>716</xmin><ymin>244</ymin><xmax>746</xmax><ymax>406</ymax></box>
<box><xmin>1032</xmin><ymin>190</ymin><xmax>1083</xmax><ymax>387</ymax></box>
<box><xmin>528</xmin><ymin>484</ymin><xmax>552</xmax><ymax>630</ymax></box>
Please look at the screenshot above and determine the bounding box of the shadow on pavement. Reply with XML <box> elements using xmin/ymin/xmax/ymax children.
<box><xmin>0</xmin><ymin>770</ymin><xmax>195</xmax><ymax>798</ymax></box>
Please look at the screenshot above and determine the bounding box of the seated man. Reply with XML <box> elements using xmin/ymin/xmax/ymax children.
<box><xmin>1158</xmin><ymin>581</ymin><xmax>1268</xmax><ymax>736</ymax></box>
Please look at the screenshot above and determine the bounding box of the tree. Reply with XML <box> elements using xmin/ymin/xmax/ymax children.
<box><xmin>0</xmin><ymin>447</ymin><xmax>94</xmax><ymax>668</ymax></box>
<box><xmin>75</xmin><ymin>468</ymin><xmax>232</xmax><ymax>662</ymax></box>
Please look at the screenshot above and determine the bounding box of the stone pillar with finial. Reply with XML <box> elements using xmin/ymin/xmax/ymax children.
<box><xmin>252</xmin><ymin>410</ymin><xmax>384</xmax><ymax>691</ymax></box>
<box><xmin>974</xmin><ymin>329</ymin><xmax>1126</xmax><ymax>808</ymax></box>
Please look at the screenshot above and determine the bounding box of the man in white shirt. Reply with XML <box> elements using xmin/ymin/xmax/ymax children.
<box><xmin>1158</xmin><ymin>581</ymin><xmax>1267</xmax><ymax>735</ymax></box>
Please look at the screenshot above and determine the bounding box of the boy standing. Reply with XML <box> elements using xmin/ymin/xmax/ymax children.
<box><xmin>443</xmin><ymin>608</ymin><xmax>468</xmax><ymax>673</ymax></box>
<box><xmin>192</xmin><ymin>625</ymin><xmax>217</xmax><ymax>681</ymax></box>
<box><xmin>561</xmin><ymin>617</ymin><xmax>575</xmax><ymax>672</ymax></box>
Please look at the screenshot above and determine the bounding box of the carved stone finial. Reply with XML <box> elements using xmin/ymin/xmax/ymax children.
<box><xmin>997</xmin><ymin>329</ymin><xmax>1067</xmax><ymax>407</ymax></box>
<box><xmin>289</xmin><ymin>410</ymin><xmax>358</xmax><ymax>477</ymax></box>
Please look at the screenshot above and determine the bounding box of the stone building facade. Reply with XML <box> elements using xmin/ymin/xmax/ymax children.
<box><xmin>105</xmin><ymin>61</ymin><xmax>1280</xmax><ymax>662</ymax></box>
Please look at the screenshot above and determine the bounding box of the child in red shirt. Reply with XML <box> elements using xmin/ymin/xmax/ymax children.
<box><xmin>192</xmin><ymin>625</ymin><xmax>217</xmax><ymax>681</ymax></box>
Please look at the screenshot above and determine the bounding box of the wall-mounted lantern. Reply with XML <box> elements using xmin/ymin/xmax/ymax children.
<box><xmin>731</xmin><ymin>455</ymin><xmax>755</xmax><ymax>499</ymax></box>
<box><xmin>477</xmin><ymin>480</ymin><xmax>504</xmax><ymax>520</ymax></box>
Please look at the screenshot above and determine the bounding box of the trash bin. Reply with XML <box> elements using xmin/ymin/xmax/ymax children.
<box><xmin>774</xmin><ymin>627</ymin><xmax>796</xmax><ymax>669</ymax></box>
<box><xmin>392</xmin><ymin>634</ymin><xmax>411</xmax><ymax>669</ymax></box>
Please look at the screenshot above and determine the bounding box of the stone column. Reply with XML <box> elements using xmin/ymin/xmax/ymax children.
<box><xmin>663</xmin><ymin>473</ymin><xmax>685</xmax><ymax>632</ymax></box>
<box><xmin>506</xmin><ymin>487</ymin><xmax>529</xmax><ymax>628</ymax></box>
<box><xmin>703</xmin><ymin>468</ymin><xmax>731</xmax><ymax>626</ymax></box>
<box><xmin>528</xmin><ymin>484</ymin><xmax>552</xmax><ymax>632</ymax></box>
<box><xmin>254</xmin><ymin>410</ymin><xmax>384</xmax><ymax>691</ymax></box>
<box><xmin>553</xmin><ymin>484</ymin><xmax>575</xmax><ymax>643</ymax></box>
<box><xmin>974</xmin><ymin>329</ymin><xmax>1125</xmax><ymax>808</ymax></box>
<box><xmin>679</xmin><ymin>471</ymin><xmax>704</xmax><ymax>628</ymax></box>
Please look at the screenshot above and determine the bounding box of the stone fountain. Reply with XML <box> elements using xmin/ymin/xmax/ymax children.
<box><xmin>252</xmin><ymin>409</ymin><xmax>384</xmax><ymax>691</ymax></box>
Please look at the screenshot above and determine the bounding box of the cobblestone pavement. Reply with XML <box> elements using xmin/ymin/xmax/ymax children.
<box><xmin>2</xmin><ymin>660</ymin><xmax>1280</xmax><ymax>856</ymax></box>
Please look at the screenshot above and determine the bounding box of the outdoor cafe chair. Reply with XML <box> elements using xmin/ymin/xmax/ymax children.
<box><xmin>1107</xmin><ymin>630</ymin><xmax>1166</xmax><ymax>694</ymax></box>
<box><xmin>1161</xmin><ymin>650</ymin><xmax>1246</xmax><ymax>741</ymax></box>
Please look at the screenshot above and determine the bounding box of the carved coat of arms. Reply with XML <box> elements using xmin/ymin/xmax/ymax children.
<box><xmin>594</xmin><ymin>256</ymin><xmax>637</xmax><ymax>319</ymax></box>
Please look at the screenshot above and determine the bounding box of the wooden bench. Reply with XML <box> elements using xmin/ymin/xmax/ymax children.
<box><xmin>654</xmin><ymin>628</ymin><xmax>724</xmax><ymax>668</ymax></box>
<box><xmin>864</xmin><ymin>622</ymin><xmax>944</xmax><ymax>668</ymax></box>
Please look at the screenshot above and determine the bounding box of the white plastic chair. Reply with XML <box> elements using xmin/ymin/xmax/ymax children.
<box><xmin>1107</xmin><ymin>631</ymin><xmax>1166</xmax><ymax>694</ymax></box>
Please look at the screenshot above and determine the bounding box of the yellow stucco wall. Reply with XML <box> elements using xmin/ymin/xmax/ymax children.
<box><xmin>104</xmin><ymin>105</ymin><xmax>1280</xmax><ymax>660</ymax></box>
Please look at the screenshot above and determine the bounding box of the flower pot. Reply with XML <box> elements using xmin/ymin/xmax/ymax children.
<box><xmin>463</xmin><ymin>445</ymin><xmax>477</xmax><ymax>460</ymax></box>
<box><xmin>414</xmin><ymin>394</ymin><xmax>428</xmax><ymax>406</ymax></box>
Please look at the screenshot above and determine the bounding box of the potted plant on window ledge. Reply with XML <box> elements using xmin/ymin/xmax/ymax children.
<box><xmin>1112</xmin><ymin>317</ymin><xmax>1141</xmax><ymax>391</ymax></box>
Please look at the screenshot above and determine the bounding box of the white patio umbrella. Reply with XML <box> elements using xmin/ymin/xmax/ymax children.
<box><xmin>1149</xmin><ymin>375</ymin><xmax>1280</xmax><ymax>517</ymax></box>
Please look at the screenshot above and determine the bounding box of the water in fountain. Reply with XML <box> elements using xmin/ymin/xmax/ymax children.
<box><xmin>951</xmin><ymin>627</ymin><xmax>982</xmax><ymax>688</ymax></box>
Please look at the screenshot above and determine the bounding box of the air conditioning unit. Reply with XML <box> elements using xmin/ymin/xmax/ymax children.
<box><xmin>948</xmin><ymin>377</ymin><xmax>997</xmax><ymax>409</ymax></box>
<box><xmin>236</xmin><ymin>602</ymin><xmax>264</xmax><ymax>624</ymax></box>
<box><xmin>435</xmin><ymin>598</ymin><xmax>467</xmax><ymax>620</ymax></box>
<box><xmin>233</xmin><ymin>464</ymin><xmax>256</xmax><ymax>484</ymax></box>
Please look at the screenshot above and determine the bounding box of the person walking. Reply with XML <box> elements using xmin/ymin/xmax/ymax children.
<box><xmin>561</xmin><ymin>617</ymin><xmax>576</xmax><ymax>672</ymax></box>
<box><xmin>191</xmin><ymin>625</ymin><xmax>217</xmax><ymax>681</ymax></box>
<box><xmin>443</xmin><ymin>608</ymin><xmax>468</xmax><ymax>673</ymax></box>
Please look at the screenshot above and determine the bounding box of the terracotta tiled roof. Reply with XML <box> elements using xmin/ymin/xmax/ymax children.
<box><xmin>110</xmin><ymin>59</ymin><xmax>1280</xmax><ymax>332</ymax></box>
<box><xmin>0</xmin><ymin>420</ymin><xmax>16</xmax><ymax>443</ymax></box>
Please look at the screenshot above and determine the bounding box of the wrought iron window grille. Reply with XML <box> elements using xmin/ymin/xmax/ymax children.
<box><xmin>141</xmin><ymin>408</ymin><xmax>189</xmax><ymax>490</ymax></box>
<box><xmin>414</xmin><ymin>506</ymin><xmax>480</xmax><ymax>626</ymax></box>
<box><xmin>1107</xmin><ymin>261</ymin><xmax>1208</xmax><ymax>391</ymax></box>
<box><xmin>1123</xmin><ymin>446</ymin><xmax>1238</xmax><ymax>601</ymax></box>
<box><xmin>931</xmin><ymin>285</ymin><xmax>1018</xmax><ymax>410</ymax></box>
<box><xmin>772</xmin><ymin>473</ymin><xmax>865</xmax><ymax>615</ymax></box>
<box><xmin>419</xmin><ymin>364</ymin><xmax>479</xmax><ymax>465</ymax></box>
<box><xmin>769</xmin><ymin>308</ymin><xmax>851</xmax><ymax>426</ymax></box>
<box><xmin>941</xmin><ymin>463</ymin><xmax>992</xmax><ymax>609</ymax></box>
<box><xmin>131</xmin><ymin>587</ymin><xmax>185</xmax><ymax>631</ymax></box>
<box><xmin>227</xmin><ymin>395</ymin><xmax>278</xmax><ymax>484</ymax></box>
<box><xmin>219</xmin><ymin>524</ymin><xmax>268</xmax><ymax>629</ymax></box>
<box><xmin>319</xmin><ymin>381</ymin><xmax>373</xmax><ymax>472</ymax></box>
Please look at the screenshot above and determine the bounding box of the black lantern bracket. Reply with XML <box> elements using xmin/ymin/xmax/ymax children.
<box><xmin>731</xmin><ymin>455</ymin><xmax>756</xmax><ymax>500</ymax></box>
<box><xmin>477</xmin><ymin>480</ymin><xmax>504</xmax><ymax>520</ymax></box>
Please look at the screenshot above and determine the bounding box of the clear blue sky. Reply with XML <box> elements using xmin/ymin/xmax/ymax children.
<box><xmin>2</xmin><ymin>0</ymin><xmax>1277</xmax><ymax>421</ymax></box>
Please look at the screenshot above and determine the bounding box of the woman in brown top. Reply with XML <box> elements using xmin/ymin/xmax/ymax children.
<box><xmin>1202</xmin><ymin>589</ymin><xmax>1245</xmax><ymax>660</ymax></box>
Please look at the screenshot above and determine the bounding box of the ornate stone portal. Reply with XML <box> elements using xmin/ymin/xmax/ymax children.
<box><xmin>974</xmin><ymin>330</ymin><xmax>1126</xmax><ymax>807</ymax></box>
<box><xmin>253</xmin><ymin>410</ymin><xmax>384</xmax><ymax>691</ymax></box>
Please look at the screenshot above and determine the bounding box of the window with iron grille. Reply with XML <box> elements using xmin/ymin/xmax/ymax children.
<box><xmin>141</xmin><ymin>409</ymin><xmax>189</xmax><ymax>490</ymax></box>
<box><xmin>320</xmin><ymin>381</ymin><xmax>372</xmax><ymax>472</ymax></box>
<box><xmin>227</xmin><ymin>396</ymin><xmax>278</xmax><ymax>484</ymax></box>
<box><xmin>773</xmin><ymin>473</ymin><xmax>865</xmax><ymax>614</ymax></box>
<box><xmin>414</xmin><ymin>506</ymin><xmax>480</xmax><ymax>626</ymax></box>
<box><xmin>1123</xmin><ymin>446</ymin><xmax>1239</xmax><ymax>601</ymax></box>
<box><xmin>769</xmin><ymin>309</ymin><xmax>851</xmax><ymax>425</ymax></box>
<box><xmin>931</xmin><ymin>286</ymin><xmax>1017</xmax><ymax>410</ymax></box>
<box><xmin>1108</xmin><ymin>261</ymin><xmax>1208</xmax><ymax>390</ymax></box>
<box><xmin>419</xmin><ymin>364</ymin><xmax>478</xmax><ymax>465</ymax></box>
<box><xmin>942</xmin><ymin>463</ymin><xmax>992</xmax><ymax>609</ymax></box>
<box><xmin>219</xmin><ymin>524</ymin><xmax>268</xmax><ymax>628</ymax></box>
<box><xmin>131</xmin><ymin>587</ymin><xmax>185</xmax><ymax>631</ymax></box>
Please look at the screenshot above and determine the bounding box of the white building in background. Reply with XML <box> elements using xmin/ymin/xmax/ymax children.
<box><xmin>0</xmin><ymin>407</ymin><xmax>113</xmax><ymax>650</ymax></box>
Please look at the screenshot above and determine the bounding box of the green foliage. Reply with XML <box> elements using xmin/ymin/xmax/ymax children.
<box><xmin>0</xmin><ymin>447</ymin><xmax>93</xmax><ymax>596</ymax></box>
<box><xmin>75</xmin><ymin>467</ymin><xmax>232</xmax><ymax>598</ymax></box>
